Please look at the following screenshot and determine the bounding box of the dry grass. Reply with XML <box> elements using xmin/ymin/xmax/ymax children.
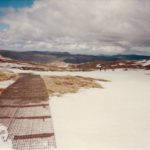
<box><xmin>0</xmin><ymin>71</ymin><xmax>18</xmax><ymax>81</ymax></box>
<box><xmin>0</xmin><ymin>71</ymin><xmax>18</xmax><ymax>95</ymax></box>
<box><xmin>43</xmin><ymin>75</ymin><xmax>108</xmax><ymax>96</ymax></box>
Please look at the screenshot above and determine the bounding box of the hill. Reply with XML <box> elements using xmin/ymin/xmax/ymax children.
<box><xmin>0</xmin><ymin>50</ymin><xmax>150</xmax><ymax>64</ymax></box>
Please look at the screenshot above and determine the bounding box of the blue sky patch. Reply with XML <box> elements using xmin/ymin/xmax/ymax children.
<box><xmin>0</xmin><ymin>0</ymin><xmax>34</xmax><ymax>9</ymax></box>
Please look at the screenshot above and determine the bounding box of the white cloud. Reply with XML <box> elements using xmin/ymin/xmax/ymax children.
<box><xmin>0</xmin><ymin>0</ymin><xmax>150</xmax><ymax>55</ymax></box>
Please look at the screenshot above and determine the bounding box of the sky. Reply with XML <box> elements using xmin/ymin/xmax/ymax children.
<box><xmin>0</xmin><ymin>0</ymin><xmax>150</xmax><ymax>55</ymax></box>
<box><xmin>0</xmin><ymin>0</ymin><xmax>33</xmax><ymax>8</ymax></box>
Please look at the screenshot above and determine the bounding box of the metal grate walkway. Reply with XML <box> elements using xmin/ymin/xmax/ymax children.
<box><xmin>0</xmin><ymin>74</ymin><xmax>56</xmax><ymax>150</ymax></box>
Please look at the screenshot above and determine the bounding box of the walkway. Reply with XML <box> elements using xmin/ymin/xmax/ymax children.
<box><xmin>0</xmin><ymin>74</ymin><xmax>56</xmax><ymax>150</ymax></box>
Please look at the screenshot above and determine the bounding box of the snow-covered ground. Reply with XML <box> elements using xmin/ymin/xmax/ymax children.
<box><xmin>136</xmin><ymin>59</ymin><xmax>150</xmax><ymax>66</ymax></box>
<box><xmin>0</xmin><ymin>124</ymin><xmax>13</xmax><ymax>150</ymax></box>
<box><xmin>0</xmin><ymin>62</ymin><xmax>33</xmax><ymax>69</ymax></box>
<box><xmin>0</xmin><ymin>80</ymin><xmax>15</xmax><ymax>89</ymax></box>
<box><xmin>1</xmin><ymin>68</ymin><xmax>150</xmax><ymax>150</ymax></box>
<box><xmin>48</xmin><ymin>70</ymin><xmax>150</xmax><ymax>150</ymax></box>
<box><xmin>143</xmin><ymin>60</ymin><xmax>150</xmax><ymax>66</ymax></box>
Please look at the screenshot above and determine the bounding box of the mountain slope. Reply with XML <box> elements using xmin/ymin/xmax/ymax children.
<box><xmin>0</xmin><ymin>50</ymin><xmax>150</xmax><ymax>64</ymax></box>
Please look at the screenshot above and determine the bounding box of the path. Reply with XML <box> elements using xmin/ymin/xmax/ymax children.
<box><xmin>0</xmin><ymin>74</ymin><xmax>56</xmax><ymax>149</ymax></box>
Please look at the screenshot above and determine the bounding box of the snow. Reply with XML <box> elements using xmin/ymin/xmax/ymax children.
<box><xmin>136</xmin><ymin>59</ymin><xmax>150</xmax><ymax>66</ymax></box>
<box><xmin>0</xmin><ymin>124</ymin><xmax>13</xmax><ymax>150</ymax></box>
<box><xmin>3</xmin><ymin>67</ymin><xmax>150</xmax><ymax>149</ymax></box>
<box><xmin>48</xmin><ymin>70</ymin><xmax>150</xmax><ymax>150</ymax></box>
<box><xmin>143</xmin><ymin>60</ymin><xmax>150</xmax><ymax>66</ymax></box>
<box><xmin>0</xmin><ymin>80</ymin><xmax>15</xmax><ymax>89</ymax></box>
<box><xmin>96</xmin><ymin>64</ymin><xmax>101</xmax><ymax>68</ymax></box>
<box><xmin>5</xmin><ymin>67</ymin><xmax>148</xmax><ymax>77</ymax></box>
<box><xmin>0</xmin><ymin>62</ymin><xmax>33</xmax><ymax>69</ymax></box>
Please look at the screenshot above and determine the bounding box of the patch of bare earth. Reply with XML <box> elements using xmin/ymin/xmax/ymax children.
<box><xmin>43</xmin><ymin>75</ymin><xmax>108</xmax><ymax>96</ymax></box>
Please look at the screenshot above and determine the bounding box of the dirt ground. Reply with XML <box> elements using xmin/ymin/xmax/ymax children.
<box><xmin>43</xmin><ymin>75</ymin><xmax>108</xmax><ymax>96</ymax></box>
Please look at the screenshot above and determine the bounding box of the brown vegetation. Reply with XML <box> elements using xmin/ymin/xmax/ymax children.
<box><xmin>43</xmin><ymin>75</ymin><xmax>108</xmax><ymax>96</ymax></box>
<box><xmin>0</xmin><ymin>71</ymin><xmax>18</xmax><ymax>81</ymax></box>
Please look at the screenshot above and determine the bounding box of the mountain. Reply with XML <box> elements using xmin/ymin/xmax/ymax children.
<box><xmin>0</xmin><ymin>50</ymin><xmax>150</xmax><ymax>64</ymax></box>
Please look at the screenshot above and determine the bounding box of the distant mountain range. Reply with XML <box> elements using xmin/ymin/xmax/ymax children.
<box><xmin>0</xmin><ymin>50</ymin><xmax>150</xmax><ymax>64</ymax></box>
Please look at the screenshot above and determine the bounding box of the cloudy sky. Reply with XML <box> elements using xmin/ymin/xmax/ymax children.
<box><xmin>0</xmin><ymin>0</ymin><xmax>150</xmax><ymax>55</ymax></box>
